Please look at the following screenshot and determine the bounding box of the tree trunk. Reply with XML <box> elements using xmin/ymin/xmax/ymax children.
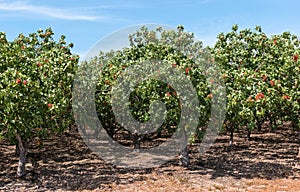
<box><xmin>229</xmin><ymin>126</ymin><xmax>234</xmax><ymax>146</ymax></box>
<box><xmin>15</xmin><ymin>133</ymin><xmax>28</xmax><ymax>177</ymax></box>
<box><xmin>180</xmin><ymin>146</ymin><xmax>190</xmax><ymax>167</ymax></box>
<box><xmin>132</xmin><ymin>132</ymin><xmax>140</xmax><ymax>149</ymax></box>
<box><xmin>156</xmin><ymin>127</ymin><xmax>162</xmax><ymax>138</ymax></box>
<box><xmin>256</xmin><ymin>118</ymin><xmax>263</xmax><ymax>132</ymax></box>
<box><xmin>179</xmin><ymin>129</ymin><xmax>190</xmax><ymax>167</ymax></box>
<box><xmin>15</xmin><ymin>144</ymin><xmax>20</xmax><ymax>157</ymax></box>
<box><xmin>247</xmin><ymin>129</ymin><xmax>251</xmax><ymax>141</ymax></box>
<box><xmin>298</xmin><ymin>129</ymin><xmax>300</xmax><ymax>157</ymax></box>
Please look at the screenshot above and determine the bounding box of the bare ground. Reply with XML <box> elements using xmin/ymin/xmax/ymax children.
<box><xmin>1</xmin><ymin>125</ymin><xmax>300</xmax><ymax>192</ymax></box>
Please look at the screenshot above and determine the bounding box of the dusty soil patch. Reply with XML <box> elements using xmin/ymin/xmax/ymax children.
<box><xmin>0</xmin><ymin>125</ymin><xmax>300</xmax><ymax>191</ymax></box>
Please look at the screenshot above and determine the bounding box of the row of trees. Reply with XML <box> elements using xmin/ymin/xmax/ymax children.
<box><xmin>0</xmin><ymin>25</ymin><xmax>299</xmax><ymax>176</ymax></box>
<box><xmin>211</xmin><ymin>25</ymin><xmax>300</xmax><ymax>143</ymax></box>
<box><xmin>91</xmin><ymin>25</ymin><xmax>300</xmax><ymax>165</ymax></box>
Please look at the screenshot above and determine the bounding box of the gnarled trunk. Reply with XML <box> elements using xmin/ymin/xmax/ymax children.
<box><xmin>15</xmin><ymin>144</ymin><xmax>20</xmax><ymax>157</ymax></box>
<box><xmin>15</xmin><ymin>133</ymin><xmax>28</xmax><ymax>177</ymax></box>
<box><xmin>179</xmin><ymin>129</ymin><xmax>190</xmax><ymax>167</ymax></box>
<box><xmin>180</xmin><ymin>146</ymin><xmax>190</xmax><ymax>167</ymax></box>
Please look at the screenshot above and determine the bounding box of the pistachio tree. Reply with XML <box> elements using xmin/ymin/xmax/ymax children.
<box><xmin>91</xmin><ymin>25</ymin><xmax>217</xmax><ymax>166</ymax></box>
<box><xmin>0</xmin><ymin>28</ymin><xmax>78</xmax><ymax>177</ymax></box>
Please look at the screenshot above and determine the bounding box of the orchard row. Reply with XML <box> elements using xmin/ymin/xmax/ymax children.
<box><xmin>0</xmin><ymin>25</ymin><xmax>299</xmax><ymax>175</ymax></box>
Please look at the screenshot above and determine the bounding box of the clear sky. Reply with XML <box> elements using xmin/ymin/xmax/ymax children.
<box><xmin>1</xmin><ymin>0</ymin><xmax>300</xmax><ymax>58</ymax></box>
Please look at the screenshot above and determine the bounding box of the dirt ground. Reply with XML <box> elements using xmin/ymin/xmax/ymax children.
<box><xmin>1</xmin><ymin>125</ymin><xmax>300</xmax><ymax>192</ymax></box>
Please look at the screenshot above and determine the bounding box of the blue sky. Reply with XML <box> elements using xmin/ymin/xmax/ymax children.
<box><xmin>1</xmin><ymin>0</ymin><xmax>300</xmax><ymax>58</ymax></box>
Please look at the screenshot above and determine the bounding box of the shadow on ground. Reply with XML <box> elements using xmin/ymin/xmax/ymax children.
<box><xmin>0</xmin><ymin>125</ymin><xmax>299</xmax><ymax>191</ymax></box>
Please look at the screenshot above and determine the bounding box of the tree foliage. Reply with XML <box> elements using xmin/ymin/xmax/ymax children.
<box><xmin>0</xmin><ymin>28</ymin><xmax>78</xmax><ymax>176</ymax></box>
<box><xmin>94</xmin><ymin>26</ymin><xmax>215</xmax><ymax>145</ymax></box>
<box><xmin>211</xmin><ymin>24</ymin><xmax>300</xmax><ymax>141</ymax></box>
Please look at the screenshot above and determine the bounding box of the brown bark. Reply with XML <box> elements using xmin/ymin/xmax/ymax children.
<box><xmin>15</xmin><ymin>144</ymin><xmax>20</xmax><ymax>157</ymax></box>
<box><xmin>15</xmin><ymin>133</ymin><xmax>27</xmax><ymax>177</ymax></box>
